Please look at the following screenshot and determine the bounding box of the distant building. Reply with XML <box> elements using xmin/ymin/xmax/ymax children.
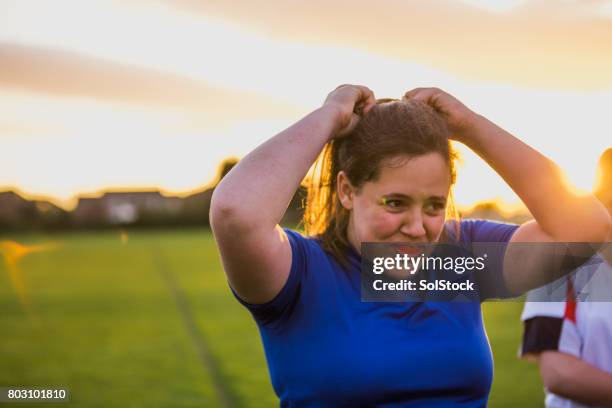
<box><xmin>72</xmin><ymin>191</ymin><xmax>183</xmax><ymax>227</ymax></box>
<box><xmin>71</xmin><ymin>197</ymin><xmax>106</xmax><ymax>226</ymax></box>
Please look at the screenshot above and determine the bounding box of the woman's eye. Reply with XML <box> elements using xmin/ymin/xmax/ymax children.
<box><xmin>382</xmin><ymin>199</ymin><xmax>403</xmax><ymax>209</ymax></box>
<box><xmin>425</xmin><ymin>203</ymin><xmax>445</xmax><ymax>213</ymax></box>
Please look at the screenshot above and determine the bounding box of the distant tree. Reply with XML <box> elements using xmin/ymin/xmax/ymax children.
<box><xmin>217</xmin><ymin>158</ymin><xmax>239</xmax><ymax>184</ymax></box>
<box><xmin>463</xmin><ymin>200</ymin><xmax>505</xmax><ymax>221</ymax></box>
<box><xmin>472</xmin><ymin>201</ymin><xmax>502</xmax><ymax>212</ymax></box>
<box><xmin>462</xmin><ymin>200</ymin><xmax>531</xmax><ymax>224</ymax></box>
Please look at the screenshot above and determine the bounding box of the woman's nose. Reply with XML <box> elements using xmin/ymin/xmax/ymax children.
<box><xmin>399</xmin><ymin>210</ymin><xmax>427</xmax><ymax>239</ymax></box>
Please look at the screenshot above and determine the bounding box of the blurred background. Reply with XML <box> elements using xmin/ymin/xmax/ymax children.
<box><xmin>1</xmin><ymin>0</ymin><xmax>611</xmax><ymax>406</ymax></box>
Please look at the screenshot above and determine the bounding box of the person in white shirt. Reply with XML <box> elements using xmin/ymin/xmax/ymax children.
<box><xmin>520</xmin><ymin>148</ymin><xmax>612</xmax><ymax>408</ymax></box>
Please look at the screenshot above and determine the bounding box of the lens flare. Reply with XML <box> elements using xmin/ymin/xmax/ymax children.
<box><xmin>0</xmin><ymin>240</ymin><xmax>60</xmax><ymax>316</ymax></box>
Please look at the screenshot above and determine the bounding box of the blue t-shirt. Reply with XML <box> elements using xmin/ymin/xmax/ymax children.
<box><xmin>232</xmin><ymin>219</ymin><xmax>519</xmax><ymax>407</ymax></box>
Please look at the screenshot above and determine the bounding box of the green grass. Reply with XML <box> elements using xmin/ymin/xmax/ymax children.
<box><xmin>483</xmin><ymin>302</ymin><xmax>544</xmax><ymax>407</ymax></box>
<box><xmin>0</xmin><ymin>229</ymin><xmax>542</xmax><ymax>407</ymax></box>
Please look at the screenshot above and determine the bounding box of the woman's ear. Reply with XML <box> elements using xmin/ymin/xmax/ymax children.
<box><xmin>337</xmin><ymin>171</ymin><xmax>355</xmax><ymax>210</ymax></box>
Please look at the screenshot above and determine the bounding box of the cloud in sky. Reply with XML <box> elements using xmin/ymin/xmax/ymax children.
<box><xmin>0</xmin><ymin>42</ymin><xmax>302</xmax><ymax>126</ymax></box>
<box><xmin>454</xmin><ymin>0</ymin><xmax>525</xmax><ymax>12</ymax></box>
<box><xmin>167</xmin><ymin>0</ymin><xmax>612</xmax><ymax>90</ymax></box>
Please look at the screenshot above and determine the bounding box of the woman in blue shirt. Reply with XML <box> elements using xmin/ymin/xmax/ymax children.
<box><xmin>210</xmin><ymin>85</ymin><xmax>611</xmax><ymax>407</ymax></box>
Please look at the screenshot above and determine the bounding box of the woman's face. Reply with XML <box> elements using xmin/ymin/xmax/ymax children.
<box><xmin>338</xmin><ymin>152</ymin><xmax>451</xmax><ymax>251</ymax></box>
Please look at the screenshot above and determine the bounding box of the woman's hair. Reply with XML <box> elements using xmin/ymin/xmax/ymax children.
<box><xmin>302</xmin><ymin>99</ymin><xmax>459</xmax><ymax>268</ymax></box>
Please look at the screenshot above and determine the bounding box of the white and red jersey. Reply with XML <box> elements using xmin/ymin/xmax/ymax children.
<box><xmin>520</xmin><ymin>255</ymin><xmax>612</xmax><ymax>408</ymax></box>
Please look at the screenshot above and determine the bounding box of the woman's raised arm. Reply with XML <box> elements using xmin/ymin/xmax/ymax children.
<box><xmin>404</xmin><ymin>87</ymin><xmax>612</xmax><ymax>294</ymax></box>
<box><xmin>210</xmin><ymin>85</ymin><xmax>375</xmax><ymax>304</ymax></box>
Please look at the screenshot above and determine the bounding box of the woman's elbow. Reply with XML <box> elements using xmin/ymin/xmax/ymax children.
<box><xmin>209</xmin><ymin>189</ymin><xmax>260</xmax><ymax>235</ymax></box>
<box><xmin>587</xmin><ymin>196</ymin><xmax>611</xmax><ymax>241</ymax></box>
<box><xmin>564</xmin><ymin>197</ymin><xmax>612</xmax><ymax>242</ymax></box>
<box><xmin>593</xmin><ymin>211</ymin><xmax>612</xmax><ymax>242</ymax></box>
<box><xmin>210</xmin><ymin>189</ymin><xmax>239</xmax><ymax>232</ymax></box>
<box><xmin>580</xmin><ymin>215</ymin><xmax>612</xmax><ymax>243</ymax></box>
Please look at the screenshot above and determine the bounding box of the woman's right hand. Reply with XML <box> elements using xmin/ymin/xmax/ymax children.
<box><xmin>322</xmin><ymin>84</ymin><xmax>376</xmax><ymax>138</ymax></box>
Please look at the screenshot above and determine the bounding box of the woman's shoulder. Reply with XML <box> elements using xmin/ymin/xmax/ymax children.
<box><xmin>283</xmin><ymin>228</ymin><xmax>324</xmax><ymax>250</ymax></box>
<box><xmin>282</xmin><ymin>228</ymin><xmax>334</xmax><ymax>263</ymax></box>
<box><xmin>445</xmin><ymin>218</ymin><xmax>520</xmax><ymax>244</ymax></box>
<box><xmin>283</xmin><ymin>228</ymin><xmax>357</xmax><ymax>272</ymax></box>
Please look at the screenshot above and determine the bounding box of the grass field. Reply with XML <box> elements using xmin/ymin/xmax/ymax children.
<box><xmin>0</xmin><ymin>229</ymin><xmax>543</xmax><ymax>407</ymax></box>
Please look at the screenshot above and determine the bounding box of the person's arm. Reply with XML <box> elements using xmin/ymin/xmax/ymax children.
<box><xmin>210</xmin><ymin>85</ymin><xmax>375</xmax><ymax>304</ymax></box>
<box><xmin>538</xmin><ymin>351</ymin><xmax>612</xmax><ymax>407</ymax></box>
<box><xmin>404</xmin><ymin>87</ymin><xmax>612</xmax><ymax>295</ymax></box>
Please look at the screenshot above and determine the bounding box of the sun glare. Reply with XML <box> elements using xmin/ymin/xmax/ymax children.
<box><xmin>0</xmin><ymin>240</ymin><xmax>60</xmax><ymax>316</ymax></box>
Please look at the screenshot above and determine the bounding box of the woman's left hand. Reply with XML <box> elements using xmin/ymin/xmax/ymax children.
<box><xmin>403</xmin><ymin>87</ymin><xmax>479</xmax><ymax>143</ymax></box>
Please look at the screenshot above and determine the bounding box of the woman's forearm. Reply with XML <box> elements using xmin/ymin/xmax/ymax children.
<box><xmin>462</xmin><ymin>114</ymin><xmax>611</xmax><ymax>242</ymax></box>
<box><xmin>211</xmin><ymin>105</ymin><xmax>341</xmax><ymax>230</ymax></box>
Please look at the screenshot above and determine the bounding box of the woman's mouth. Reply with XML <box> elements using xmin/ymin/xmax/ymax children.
<box><xmin>397</xmin><ymin>245</ymin><xmax>424</xmax><ymax>256</ymax></box>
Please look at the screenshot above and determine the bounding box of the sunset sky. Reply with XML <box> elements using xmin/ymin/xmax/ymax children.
<box><xmin>1</xmin><ymin>0</ymin><xmax>611</xmax><ymax>209</ymax></box>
